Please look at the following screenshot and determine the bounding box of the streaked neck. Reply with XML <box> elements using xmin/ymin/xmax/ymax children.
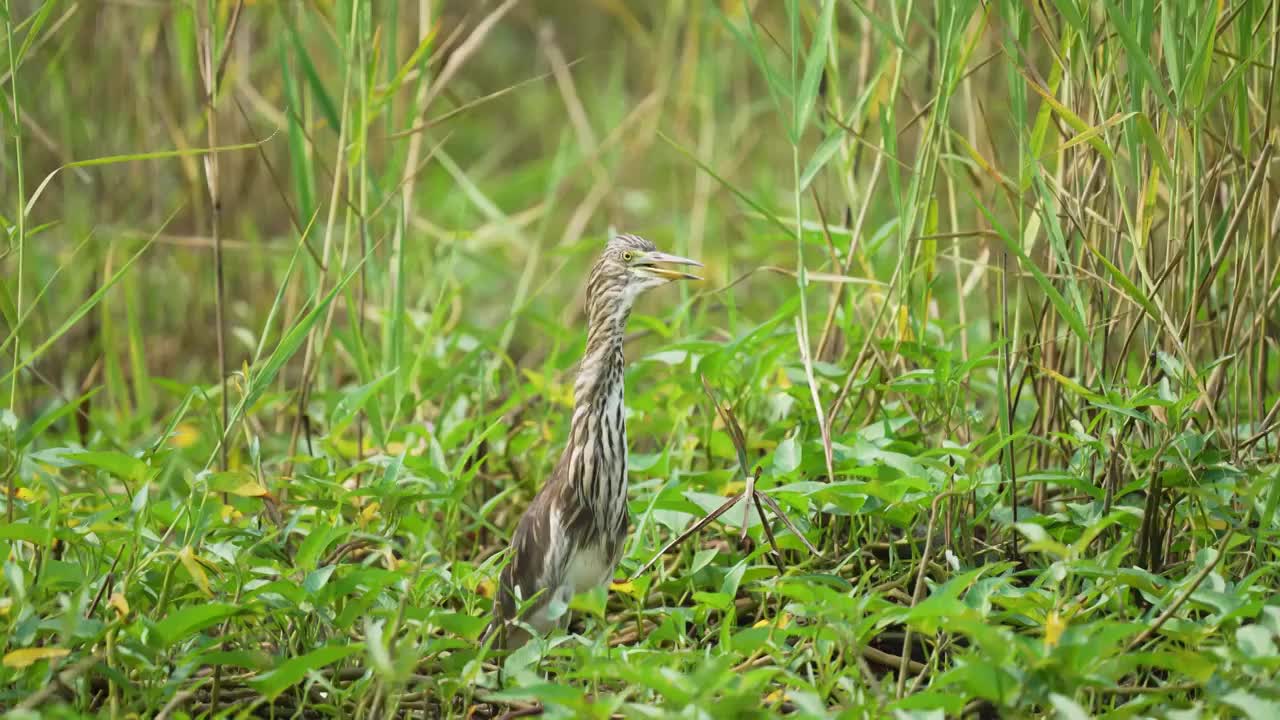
<box><xmin>571</xmin><ymin>310</ymin><xmax>627</xmax><ymax>423</ymax></box>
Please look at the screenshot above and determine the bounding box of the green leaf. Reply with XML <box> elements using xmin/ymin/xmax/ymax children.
<box><xmin>799</xmin><ymin>131</ymin><xmax>843</xmax><ymax>193</ymax></box>
<box><xmin>152</xmin><ymin>603</ymin><xmax>244</xmax><ymax>647</ymax></box>
<box><xmin>378</xmin><ymin>24</ymin><xmax>437</xmax><ymax>102</ymax></box>
<box><xmin>772</xmin><ymin>435</ymin><xmax>802</xmax><ymax>474</ymax></box>
<box><xmin>330</xmin><ymin>370</ymin><xmax>396</xmax><ymax>430</ymax></box>
<box><xmin>795</xmin><ymin>0</ymin><xmax>836</xmax><ymax>133</ymax></box>
<box><xmin>1049</xmin><ymin>693</ymin><xmax>1089</xmax><ymax>720</ymax></box>
<box><xmin>303</xmin><ymin>566</ymin><xmax>336</xmax><ymax>596</ymax></box>
<box><xmin>64</xmin><ymin>450</ymin><xmax>149</xmax><ymax>483</ymax></box>
<box><xmin>249</xmin><ymin>643</ymin><xmax>363</xmax><ymax>700</ymax></box>
<box><xmin>238</xmin><ymin>256</ymin><xmax>366</xmax><ymax>418</ymax></box>
<box><xmin>1100</xmin><ymin>0</ymin><xmax>1174</xmax><ymax>112</ymax></box>
<box><xmin>658</xmin><ymin>131</ymin><xmax>791</xmax><ymax>237</ymax></box>
<box><xmin>282</xmin><ymin>14</ymin><xmax>340</xmax><ymax>131</ymax></box>
<box><xmin>485</xmin><ymin>683</ymin><xmax>588</xmax><ymax>710</ymax></box>
<box><xmin>692</xmin><ymin>591</ymin><xmax>733</xmax><ymax>611</ymax></box>
<box><xmin>17</xmin><ymin>389</ymin><xmax>100</xmax><ymax>448</ymax></box>
<box><xmin>978</xmin><ymin>203</ymin><xmax>1091</xmax><ymax>357</ymax></box>
<box><xmin>690</xmin><ymin>548</ymin><xmax>720</xmax><ymax>575</ymax></box>
<box><xmin>715</xmin><ymin>4</ymin><xmax>789</xmax><ymax>130</ymax></box>
<box><xmin>1221</xmin><ymin>690</ymin><xmax>1280</xmax><ymax>720</ymax></box>
<box><xmin>1</xmin><ymin>224</ymin><xmax>162</xmax><ymax>387</ymax></box>
<box><xmin>279</xmin><ymin>41</ymin><xmax>316</xmax><ymax>221</ymax></box>
<box><xmin>1085</xmin><ymin>242</ymin><xmax>1161</xmax><ymax>323</ymax></box>
<box><xmin>1235</xmin><ymin>624</ymin><xmax>1277</xmax><ymax>658</ymax></box>
<box><xmin>11</xmin><ymin>0</ymin><xmax>57</xmax><ymax>72</ymax></box>
<box><xmin>0</xmin><ymin>523</ymin><xmax>52</xmax><ymax>546</ymax></box>
<box><xmin>429</xmin><ymin>611</ymin><xmax>489</xmax><ymax>640</ymax></box>
<box><xmin>295</xmin><ymin>523</ymin><xmax>350</xmax><ymax>571</ymax></box>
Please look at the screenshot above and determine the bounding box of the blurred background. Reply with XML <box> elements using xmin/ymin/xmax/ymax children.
<box><xmin>4</xmin><ymin>0</ymin><xmax>1009</xmax><ymax>422</ymax></box>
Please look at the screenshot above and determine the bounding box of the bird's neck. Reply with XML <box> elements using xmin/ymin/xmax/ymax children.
<box><xmin>571</xmin><ymin>312</ymin><xmax>628</xmax><ymax>424</ymax></box>
<box><xmin>560</xmin><ymin>310</ymin><xmax>630</xmax><ymax>529</ymax></box>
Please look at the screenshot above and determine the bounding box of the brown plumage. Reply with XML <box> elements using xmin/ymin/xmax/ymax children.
<box><xmin>483</xmin><ymin>233</ymin><xmax>700</xmax><ymax>649</ymax></box>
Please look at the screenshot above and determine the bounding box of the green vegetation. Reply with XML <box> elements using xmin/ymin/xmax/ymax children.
<box><xmin>3</xmin><ymin>0</ymin><xmax>1279</xmax><ymax>717</ymax></box>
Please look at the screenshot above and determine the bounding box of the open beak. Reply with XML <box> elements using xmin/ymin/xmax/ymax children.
<box><xmin>637</xmin><ymin>251</ymin><xmax>703</xmax><ymax>281</ymax></box>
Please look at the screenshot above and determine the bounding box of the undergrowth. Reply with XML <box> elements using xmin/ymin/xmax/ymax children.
<box><xmin>2</xmin><ymin>0</ymin><xmax>1279</xmax><ymax>718</ymax></box>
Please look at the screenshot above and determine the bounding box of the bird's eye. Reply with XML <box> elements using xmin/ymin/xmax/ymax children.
<box><xmin>622</xmin><ymin>251</ymin><xmax>634</xmax><ymax>262</ymax></box>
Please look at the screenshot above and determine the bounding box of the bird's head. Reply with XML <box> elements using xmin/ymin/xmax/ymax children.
<box><xmin>588</xmin><ymin>230</ymin><xmax>701</xmax><ymax>295</ymax></box>
<box><xmin>586</xmin><ymin>234</ymin><xmax>702</xmax><ymax>317</ymax></box>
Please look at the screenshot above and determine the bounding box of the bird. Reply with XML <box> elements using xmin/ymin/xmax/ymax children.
<box><xmin>483</xmin><ymin>233</ymin><xmax>701</xmax><ymax>650</ymax></box>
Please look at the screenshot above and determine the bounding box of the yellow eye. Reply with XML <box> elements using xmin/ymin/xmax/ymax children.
<box><xmin>622</xmin><ymin>251</ymin><xmax>634</xmax><ymax>261</ymax></box>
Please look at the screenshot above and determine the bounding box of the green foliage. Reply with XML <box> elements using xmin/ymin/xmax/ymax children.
<box><xmin>2</xmin><ymin>0</ymin><xmax>1280</xmax><ymax>717</ymax></box>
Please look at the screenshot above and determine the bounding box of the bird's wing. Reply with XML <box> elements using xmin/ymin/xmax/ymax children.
<box><xmin>496</xmin><ymin>486</ymin><xmax>567</xmax><ymax>620</ymax></box>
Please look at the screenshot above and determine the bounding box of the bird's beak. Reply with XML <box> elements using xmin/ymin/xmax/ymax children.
<box><xmin>636</xmin><ymin>251</ymin><xmax>703</xmax><ymax>281</ymax></box>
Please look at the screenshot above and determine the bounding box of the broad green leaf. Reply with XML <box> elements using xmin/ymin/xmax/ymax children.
<box><xmin>1049</xmin><ymin>693</ymin><xmax>1090</xmax><ymax>720</ymax></box>
<box><xmin>295</xmin><ymin>522</ymin><xmax>351</xmax><ymax>571</ymax></box>
<box><xmin>152</xmin><ymin>603</ymin><xmax>243</xmax><ymax>646</ymax></box>
<box><xmin>303</xmin><ymin>566</ymin><xmax>336</xmax><ymax>596</ymax></box>
<box><xmin>249</xmin><ymin>643</ymin><xmax>363</xmax><ymax>699</ymax></box>
<box><xmin>0</xmin><ymin>523</ymin><xmax>51</xmax><ymax>546</ymax></box>
<box><xmin>64</xmin><ymin>450</ymin><xmax>149</xmax><ymax>483</ymax></box>
<box><xmin>772</xmin><ymin>434</ymin><xmax>802</xmax><ymax>474</ymax></box>
<box><xmin>330</xmin><ymin>370</ymin><xmax>396</xmax><ymax>429</ymax></box>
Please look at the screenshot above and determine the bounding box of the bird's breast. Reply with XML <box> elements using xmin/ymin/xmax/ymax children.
<box><xmin>564</xmin><ymin>541</ymin><xmax>617</xmax><ymax>594</ymax></box>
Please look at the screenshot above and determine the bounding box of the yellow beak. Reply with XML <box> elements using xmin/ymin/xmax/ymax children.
<box><xmin>637</xmin><ymin>251</ymin><xmax>702</xmax><ymax>281</ymax></box>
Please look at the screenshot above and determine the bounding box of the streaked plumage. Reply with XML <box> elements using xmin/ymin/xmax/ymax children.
<box><xmin>485</xmin><ymin>233</ymin><xmax>700</xmax><ymax>648</ymax></box>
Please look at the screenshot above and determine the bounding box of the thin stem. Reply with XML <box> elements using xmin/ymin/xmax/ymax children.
<box><xmin>6</xmin><ymin>0</ymin><xmax>25</xmax><ymax>525</ymax></box>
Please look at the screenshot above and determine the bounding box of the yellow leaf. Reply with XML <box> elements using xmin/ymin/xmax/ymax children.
<box><xmin>897</xmin><ymin>305</ymin><xmax>912</xmax><ymax>342</ymax></box>
<box><xmin>109</xmin><ymin>592</ymin><xmax>130</xmax><ymax>619</ymax></box>
<box><xmin>609</xmin><ymin>580</ymin><xmax>638</xmax><ymax>597</ymax></box>
<box><xmin>220</xmin><ymin>504</ymin><xmax>243</xmax><ymax>523</ymax></box>
<box><xmin>753</xmin><ymin>613</ymin><xmax>792</xmax><ymax>629</ymax></box>
<box><xmin>15</xmin><ymin>487</ymin><xmax>35</xmax><ymax>501</ymax></box>
<box><xmin>169</xmin><ymin>423</ymin><xmax>200</xmax><ymax>449</ymax></box>
<box><xmin>775</xmin><ymin>366</ymin><xmax>791</xmax><ymax>389</ymax></box>
<box><xmin>230</xmin><ymin>480</ymin><xmax>268</xmax><ymax>498</ymax></box>
<box><xmin>4</xmin><ymin>647</ymin><xmax>70</xmax><ymax>668</ymax></box>
<box><xmin>382</xmin><ymin>548</ymin><xmax>399</xmax><ymax>571</ymax></box>
<box><xmin>178</xmin><ymin>545</ymin><xmax>212</xmax><ymax>597</ymax></box>
<box><xmin>1038</xmin><ymin>365</ymin><xmax>1103</xmax><ymax>403</ymax></box>
<box><xmin>1044</xmin><ymin>610</ymin><xmax>1066</xmax><ymax>650</ymax></box>
<box><xmin>0</xmin><ymin>598</ymin><xmax>12</xmax><ymax>616</ymax></box>
<box><xmin>765</xmin><ymin>689</ymin><xmax>789</xmax><ymax>704</ymax></box>
<box><xmin>359</xmin><ymin>502</ymin><xmax>380</xmax><ymax>526</ymax></box>
<box><xmin>476</xmin><ymin>579</ymin><xmax>496</xmax><ymax>599</ymax></box>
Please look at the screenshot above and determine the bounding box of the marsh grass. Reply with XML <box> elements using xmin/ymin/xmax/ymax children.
<box><xmin>2</xmin><ymin>0</ymin><xmax>1279</xmax><ymax>717</ymax></box>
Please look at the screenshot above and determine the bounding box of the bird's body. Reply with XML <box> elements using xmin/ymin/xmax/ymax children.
<box><xmin>486</xmin><ymin>234</ymin><xmax>700</xmax><ymax>648</ymax></box>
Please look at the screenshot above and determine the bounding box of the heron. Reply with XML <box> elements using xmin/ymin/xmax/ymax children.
<box><xmin>484</xmin><ymin>233</ymin><xmax>701</xmax><ymax>649</ymax></box>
